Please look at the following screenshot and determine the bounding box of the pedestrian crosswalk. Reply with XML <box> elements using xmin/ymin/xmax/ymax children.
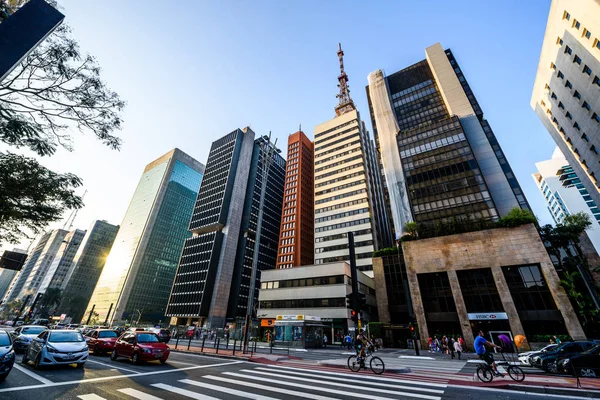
<box><xmin>76</xmin><ymin>364</ymin><xmax>448</xmax><ymax>400</ymax></box>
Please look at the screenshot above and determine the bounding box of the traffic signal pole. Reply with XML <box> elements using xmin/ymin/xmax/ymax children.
<box><xmin>347</xmin><ymin>232</ymin><xmax>360</xmax><ymax>336</ymax></box>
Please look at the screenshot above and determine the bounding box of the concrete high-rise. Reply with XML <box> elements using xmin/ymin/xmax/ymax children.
<box><xmin>276</xmin><ymin>130</ymin><xmax>314</xmax><ymax>269</ymax></box>
<box><xmin>37</xmin><ymin>229</ymin><xmax>86</xmax><ymax>295</ymax></box>
<box><xmin>58</xmin><ymin>221</ymin><xmax>119</xmax><ymax>323</ymax></box>
<box><xmin>533</xmin><ymin>147</ymin><xmax>600</xmax><ymax>251</ymax></box>
<box><xmin>166</xmin><ymin>128</ymin><xmax>286</xmax><ymax>329</ymax></box>
<box><xmin>313</xmin><ymin>44</ymin><xmax>391</xmax><ymax>273</ymax></box>
<box><xmin>367</xmin><ymin>43</ymin><xmax>529</xmax><ymax>237</ymax></box>
<box><xmin>85</xmin><ymin>149</ymin><xmax>204</xmax><ymax>325</ymax></box>
<box><xmin>531</xmin><ymin>0</ymin><xmax>600</xmax><ymax>215</ymax></box>
<box><xmin>12</xmin><ymin>229</ymin><xmax>67</xmax><ymax>301</ymax></box>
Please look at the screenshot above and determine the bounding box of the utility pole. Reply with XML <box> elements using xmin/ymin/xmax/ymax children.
<box><xmin>347</xmin><ymin>232</ymin><xmax>360</xmax><ymax>336</ymax></box>
<box><xmin>103</xmin><ymin>303</ymin><xmax>113</xmax><ymax>327</ymax></box>
<box><xmin>243</xmin><ymin>133</ymin><xmax>278</xmax><ymax>354</ymax></box>
<box><xmin>85</xmin><ymin>304</ymin><xmax>95</xmax><ymax>325</ymax></box>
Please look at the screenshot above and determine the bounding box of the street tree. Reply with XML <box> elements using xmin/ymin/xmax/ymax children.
<box><xmin>0</xmin><ymin>8</ymin><xmax>125</xmax><ymax>244</ymax></box>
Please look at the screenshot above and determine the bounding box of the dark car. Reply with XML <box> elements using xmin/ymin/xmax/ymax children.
<box><xmin>0</xmin><ymin>331</ymin><xmax>15</xmax><ymax>381</ymax></box>
<box><xmin>148</xmin><ymin>328</ymin><xmax>171</xmax><ymax>344</ymax></box>
<box><xmin>87</xmin><ymin>329</ymin><xmax>119</xmax><ymax>356</ymax></box>
<box><xmin>533</xmin><ymin>340</ymin><xmax>600</xmax><ymax>373</ymax></box>
<box><xmin>10</xmin><ymin>325</ymin><xmax>47</xmax><ymax>353</ymax></box>
<box><xmin>558</xmin><ymin>344</ymin><xmax>600</xmax><ymax>377</ymax></box>
<box><xmin>111</xmin><ymin>331</ymin><xmax>170</xmax><ymax>365</ymax></box>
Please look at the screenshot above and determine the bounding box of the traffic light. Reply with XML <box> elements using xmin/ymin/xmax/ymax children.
<box><xmin>410</xmin><ymin>325</ymin><xmax>415</xmax><ymax>333</ymax></box>
<box><xmin>358</xmin><ymin>293</ymin><xmax>366</xmax><ymax>310</ymax></box>
<box><xmin>350</xmin><ymin>309</ymin><xmax>358</xmax><ymax>322</ymax></box>
<box><xmin>345</xmin><ymin>293</ymin><xmax>352</xmax><ymax>308</ymax></box>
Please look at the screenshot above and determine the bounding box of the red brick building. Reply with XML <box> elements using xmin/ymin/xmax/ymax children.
<box><xmin>276</xmin><ymin>131</ymin><xmax>314</xmax><ymax>269</ymax></box>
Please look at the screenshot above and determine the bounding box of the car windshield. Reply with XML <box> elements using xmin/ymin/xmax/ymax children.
<box><xmin>98</xmin><ymin>331</ymin><xmax>117</xmax><ymax>338</ymax></box>
<box><xmin>0</xmin><ymin>333</ymin><xmax>11</xmax><ymax>346</ymax></box>
<box><xmin>582</xmin><ymin>344</ymin><xmax>600</xmax><ymax>354</ymax></box>
<box><xmin>21</xmin><ymin>327</ymin><xmax>45</xmax><ymax>335</ymax></box>
<box><xmin>49</xmin><ymin>331</ymin><xmax>84</xmax><ymax>343</ymax></box>
<box><xmin>137</xmin><ymin>333</ymin><xmax>159</xmax><ymax>343</ymax></box>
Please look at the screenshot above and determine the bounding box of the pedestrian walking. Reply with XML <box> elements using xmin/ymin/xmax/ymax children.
<box><xmin>434</xmin><ymin>336</ymin><xmax>440</xmax><ymax>352</ymax></box>
<box><xmin>442</xmin><ymin>336</ymin><xmax>448</xmax><ymax>354</ymax></box>
<box><xmin>449</xmin><ymin>337</ymin><xmax>456</xmax><ymax>359</ymax></box>
<box><xmin>345</xmin><ymin>334</ymin><xmax>352</xmax><ymax>350</ymax></box>
<box><xmin>323</xmin><ymin>334</ymin><xmax>328</xmax><ymax>348</ymax></box>
<box><xmin>458</xmin><ymin>336</ymin><xmax>465</xmax><ymax>352</ymax></box>
<box><xmin>454</xmin><ymin>338</ymin><xmax>463</xmax><ymax>360</ymax></box>
<box><xmin>428</xmin><ymin>336</ymin><xmax>433</xmax><ymax>353</ymax></box>
<box><xmin>553</xmin><ymin>335</ymin><xmax>561</xmax><ymax>345</ymax></box>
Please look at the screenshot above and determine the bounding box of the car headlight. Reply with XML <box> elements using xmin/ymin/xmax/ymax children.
<box><xmin>83</xmin><ymin>346</ymin><xmax>89</xmax><ymax>351</ymax></box>
<box><xmin>563</xmin><ymin>359</ymin><xmax>570</xmax><ymax>365</ymax></box>
<box><xmin>46</xmin><ymin>346</ymin><xmax>58</xmax><ymax>353</ymax></box>
<box><xmin>0</xmin><ymin>351</ymin><xmax>14</xmax><ymax>361</ymax></box>
<box><xmin>141</xmin><ymin>348</ymin><xmax>151</xmax><ymax>353</ymax></box>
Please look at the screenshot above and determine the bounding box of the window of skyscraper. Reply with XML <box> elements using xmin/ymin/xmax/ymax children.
<box><xmin>585</xmin><ymin>30</ymin><xmax>592</xmax><ymax>39</ymax></box>
<box><xmin>565</xmin><ymin>80</ymin><xmax>573</xmax><ymax>89</ymax></box>
<box><xmin>574</xmin><ymin>91</ymin><xmax>581</xmax><ymax>99</ymax></box>
<box><xmin>574</xmin><ymin>20</ymin><xmax>580</xmax><ymax>30</ymax></box>
<box><xmin>593</xmin><ymin>113</ymin><xmax>600</xmax><ymax>123</ymax></box>
<box><xmin>563</xmin><ymin>11</ymin><xmax>570</xmax><ymax>20</ymax></box>
<box><xmin>557</xmin><ymin>71</ymin><xmax>564</xmax><ymax>79</ymax></box>
<box><xmin>583</xmin><ymin>101</ymin><xmax>591</xmax><ymax>111</ymax></box>
<box><xmin>565</xmin><ymin>46</ymin><xmax>572</xmax><ymax>55</ymax></box>
<box><xmin>573</xmin><ymin>55</ymin><xmax>582</xmax><ymax>65</ymax></box>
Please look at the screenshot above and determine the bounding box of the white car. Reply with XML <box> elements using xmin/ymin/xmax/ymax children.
<box><xmin>22</xmin><ymin>329</ymin><xmax>88</xmax><ymax>368</ymax></box>
<box><xmin>518</xmin><ymin>344</ymin><xmax>558</xmax><ymax>366</ymax></box>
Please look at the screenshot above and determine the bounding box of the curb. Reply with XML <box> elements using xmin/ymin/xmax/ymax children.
<box><xmin>508</xmin><ymin>383</ymin><xmax>600</xmax><ymax>399</ymax></box>
<box><xmin>169</xmin><ymin>348</ymin><xmax>250</xmax><ymax>362</ymax></box>
<box><xmin>318</xmin><ymin>360</ymin><xmax>411</xmax><ymax>373</ymax></box>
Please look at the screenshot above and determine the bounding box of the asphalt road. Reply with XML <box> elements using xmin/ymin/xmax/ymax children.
<box><xmin>0</xmin><ymin>350</ymin><xmax>586</xmax><ymax>400</ymax></box>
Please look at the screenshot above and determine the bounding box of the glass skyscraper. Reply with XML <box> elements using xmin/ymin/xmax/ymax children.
<box><xmin>85</xmin><ymin>149</ymin><xmax>204</xmax><ymax>325</ymax></box>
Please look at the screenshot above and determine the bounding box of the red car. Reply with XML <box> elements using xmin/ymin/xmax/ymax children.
<box><xmin>110</xmin><ymin>331</ymin><xmax>170</xmax><ymax>364</ymax></box>
<box><xmin>87</xmin><ymin>329</ymin><xmax>119</xmax><ymax>355</ymax></box>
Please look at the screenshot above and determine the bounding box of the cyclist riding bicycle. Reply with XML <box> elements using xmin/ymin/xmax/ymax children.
<box><xmin>474</xmin><ymin>330</ymin><xmax>504</xmax><ymax>377</ymax></box>
<box><xmin>356</xmin><ymin>329</ymin><xmax>373</xmax><ymax>362</ymax></box>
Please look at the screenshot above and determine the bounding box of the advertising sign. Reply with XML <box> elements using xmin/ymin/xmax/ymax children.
<box><xmin>467</xmin><ymin>312</ymin><xmax>508</xmax><ymax>320</ymax></box>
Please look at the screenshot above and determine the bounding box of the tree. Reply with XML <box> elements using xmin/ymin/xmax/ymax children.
<box><xmin>0</xmin><ymin>10</ymin><xmax>125</xmax><ymax>244</ymax></box>
<box><xmin>496</xmin><ymin>208</ymin><xmax>538</xmax><ymax>228</ymax></box>
<box><xmin>403</xmin><ymin>222</ymin><xmax>420</xmax><ymax>237</ymax></box>
<box><xmin>39</xmin><ymin>287</ymin><xmax>62</xmax><ymax>310</ymax></box>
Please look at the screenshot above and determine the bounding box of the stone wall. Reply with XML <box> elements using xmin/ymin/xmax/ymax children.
<box><xmin>402</xmin><ymin>223</ymin><xmax>586</xmax><ymax>349</ymax></box>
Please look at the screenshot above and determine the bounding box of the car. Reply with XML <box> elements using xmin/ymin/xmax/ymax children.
<box><xmin>111</xmin><ymin>331</ymin><xmax>170</xmax><ymax>365</ymax></box>
<box><xmin>22</xmin><ymin>329</ymin><xmax>88</xmax><ymax>368</ymax></box>
<box><xmin>30</xmin><ymin>319</ymin><xmax>49</xmax><ymax>326</ymax></box>
<box><xmin>87</xmin><ymin>329</ymin><xmax>119</xmax><ymax>355</ymax></box>
<box><xmin>518</xmin><ymin>344</ymin><xmax>558</xmax><ymax>366</ymax></box>
<box><xmin>148</xmin><ymin>328</ymin><xmax>171</xmax><ymax>344</ymax></box>
<box><xmin>0</xmin><ymin>331</ymin><xmax>15</xmax><ymax>381</ymax></box>
<box><xmin>533</xmin><ymin>341</ymin><xmax>600</xmax><ymax>373</ymax></box>
<box><xmin>65</xmin><ymin>324</ymin><xmax>80</xmax><ymax>330</ymax></box>
<box><xmin>10</xmin><ymin>325</ymin><xmax>47</xmax><ymax>353</ymax></box>
<box><xmin>557</xmin><ymin>344</ymin><xmax>600</xmax><ymax>376</ymax></box>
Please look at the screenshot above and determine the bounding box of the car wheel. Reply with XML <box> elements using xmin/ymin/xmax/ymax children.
<box><xmin>110</xmin><ymin>350</ymin><xmax>118</xmax><ymax>361</ymax></box>
<box><xmin>580</xmin><ymin>368</ymin><xmax>597</xmax><ymax>377</ymax></box>
<box><xmin>160</xmin><ymin>358</ymin><xmax>167</xmax><ymax>365</ymax></box>
<box><xmin>546</xmin><ymin>361</ymin><xmax>557</xmax><ymax>374</ymax></box>
<box><xmin>132</xmin><ymin>353</ymin><xmax>141</xmax><ymax>365</ymax></box>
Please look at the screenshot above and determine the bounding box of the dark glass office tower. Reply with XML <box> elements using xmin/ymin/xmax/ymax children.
<box><xmin>166</xmin><ymin>127</ymin><xmax>285</xmax><ymax>329</ymax></box>
<box><xmin>367</xmin><ymin>43</ymin><xmax>529</xmax><ymax>236</ymax></box>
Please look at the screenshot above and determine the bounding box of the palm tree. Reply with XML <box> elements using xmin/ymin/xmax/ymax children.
<box><xmin>40</xmin><ymin>288</ymin><xmax>62</xmax><ymax>310</ymax></box>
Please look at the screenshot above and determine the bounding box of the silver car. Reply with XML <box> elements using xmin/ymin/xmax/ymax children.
<box><xmin>23</xmin><ymin>329</ymin><xmax>88</xmax><ymax>368</ymax></box>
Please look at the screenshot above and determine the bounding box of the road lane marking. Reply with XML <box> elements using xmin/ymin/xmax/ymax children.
<box><xmin>163</xmin><ymin>360</ymin><xmax>196</xmax><ymax>366</ymax></box>
<box><xmin>78</xmin><ymin>395</ymin><xmax>107</xmax><ymax>400</ymax></box>
<box><xmin>86</xmin><ymin>359</ymin><xmax>141</xmax><ymax>374</ymax></box>
<box><xmin>0</xmin><ymin>360</ymin><xmax>245</xmax><ymax>393</ymax></box>
<box><xmin>252</xmin><ymin>367</ymin><xmax>445</xmax><ymax>394</ymax></box>
<box><xmin>265</xmin><ymin>364</ymin><xmax>448</xmax><ymax>388</ymax></box>
<box><xmin>151</xmin><ymin>383</ymin><xmax>220</xmax><ymax>399</ymax></box>
<box><xmin>118</xmin><ymin>388</ymin><xmax>165</xmax><ymax>399</ymax></box>
<box><xmin>12</xmin><ymin>363</ymin><xmax>53</xmax><ymax>384</ymax></box>
<box><xmin>180</xmin><ymin>378</ymin><xmax>279</xmax><ymax>400</ymax></box>
<box><xmin>222</xmin><ymin>372</ymin><xmax>439</xmax><ymax>400</ymax></box>
<box><xmin>399</xmin><ymin>356</ymin><xmax>435</xmax><ymax>360</ymax></box>
<box><xmin>197</xmin><ymin>376</ymin><xmax>336</xmax><ymax>400</ymax></box>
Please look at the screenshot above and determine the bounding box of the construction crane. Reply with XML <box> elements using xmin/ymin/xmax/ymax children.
<box><xmin>62</xmin><ymin>189</ymin><xmax>87</xmax><ymax>231</ymax></box>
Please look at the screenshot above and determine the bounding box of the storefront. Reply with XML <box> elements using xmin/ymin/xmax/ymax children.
<box><xmin>272</xmin><ymin>315</ymin><xmax>334</xmax><ymax>348</ymax></box>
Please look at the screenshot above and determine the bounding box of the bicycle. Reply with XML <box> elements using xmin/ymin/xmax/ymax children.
<box><xmin>476</xmin><ymin>350</ymin><xmax>525</xmax><ymax>383</ymax></box>
<box><xmin>347</xmin><ymin>346</ymin><xmax>385</xmax><ymax>375</ymax></box>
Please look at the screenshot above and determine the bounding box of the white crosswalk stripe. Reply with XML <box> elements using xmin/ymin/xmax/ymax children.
<box><xmin>174</xmin><ymin>379</ymin><xmax>277</xmax><ymax>400</ymax></box>
<box><xmin>191</xmin><ymin>376</ymin><xmax>337</xmax><ymax>400</ymax></box>
<box><xmin>151</xmin><ymin>383</ymin><xmax>221</xmax><ymax>400</ymax></box>
<box><xmin>118</xmin><ymin>388</ymin><xmax>165</xmax><ymax>400</ymax></box>
<box><xmin>251</xmin><ymin>367</ymin><xmax>445</xmax><ymax>394</ymax></box>
<box><xmin>78</xmin><ymin>395</ymin><xmax>107</xmax><ymax>400</ymax></box>
<box><xmin>222</xmin><ymin>371</ymin><xmax>441</xmax><ymax>400</ymax></box>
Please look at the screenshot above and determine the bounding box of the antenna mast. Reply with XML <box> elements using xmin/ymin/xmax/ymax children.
<box><xmin>63</xmin><ymin>189</ymin><xmax>87</xmax><ymax>230</ymax></box>
<box><xmin>335</xmin><ymin>43</ymin><xmax>355</xmax><ymax>116</ymax></box>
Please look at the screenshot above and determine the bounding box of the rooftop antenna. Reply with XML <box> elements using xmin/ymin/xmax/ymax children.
<box><xmin>299</xmin><ymin>123</ymin><xmax>302</xmax><ymax>133</ymax></box>
<box><xmin>334</xmin><ymin>43</ymin><xmax>356</xmax><ymax>116</ymax></box>
<box><xmin>62</xmin><ymin>189</ymin><xmax>87</xmax><ymax>230</ymax></box>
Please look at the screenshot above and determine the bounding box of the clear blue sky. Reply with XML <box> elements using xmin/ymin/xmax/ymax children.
<box><xmin>14</xmin><ymin>0</ymin><xmax>557</xmax><ymax>248</ymax></box>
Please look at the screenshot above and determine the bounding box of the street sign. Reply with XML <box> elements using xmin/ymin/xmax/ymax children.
<box><xmin>467</xmin><ymin>312</ymin><xmax>508</xmax><ymax>320</ymax></box>
<box><xmin>59</xmin><ymin>314</ymin><xmax>66</xmax><ymax>321</ymax></box>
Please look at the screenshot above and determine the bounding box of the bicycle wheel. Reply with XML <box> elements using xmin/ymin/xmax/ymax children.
<box><xmin>507</xmin><ymin>365</ymin><xmax>525</xmax><ymax>382</ymax></box>
<box><xmin>476</xmin><ymin>365</ymin><xmax>494</xmax><ymax>383</ymax></box>
<box><xmin>370</xmin><ymin>356</ymin><xmax>385</xmax><ymax>375</ymax></box>
<box><xmin>347</xmin><ymin>355</ymin><xmax>361</xmax><ymax>372</ymax></box>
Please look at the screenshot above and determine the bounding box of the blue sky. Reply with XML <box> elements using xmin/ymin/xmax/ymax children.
<box><xmin>14</xmin><ymin>0</ymin><xmax>556</xmax><ymax>248</ymax></box>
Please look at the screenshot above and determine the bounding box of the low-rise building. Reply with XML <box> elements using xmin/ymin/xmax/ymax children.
<box><xmin>257</xmin><ymin>262</ymin><xmax>376</xmax><ymax>347</ymax></box>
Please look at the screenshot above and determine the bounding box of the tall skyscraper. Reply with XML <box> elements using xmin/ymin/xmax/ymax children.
<box><xmin>531</xmin><ymin>0</ymin><xmax>600</xmax><ymax>214</ymax></box>
<box><xmin>57</xmin><ymin>221</ymin><xmax>119</xmax><ymax>323</ymax></box>
<box><xmin>37</xmin><ymin>229</ymin><xmax>86</xmax><ymax>295</ymax></box>
<box><xmin>276</xmin><ymin>130</ymin><xmax>314</xmax><ymax>269</ymax></box>
<box><xmin>166</xmin><ymin>128</ymin><xmax>285</xmax><ymax>329</ymax></box>
<box><xmin>367</xmin><ymin>43</ymin><xmax>529</xmax><ymax>237</ymax></box>
<box><xmin>533</xmin><ymin>147</ymin><xmax>600</xmax><ymax>252</ymax></box>
<box><xmin>313</xmin><ymin>44</ymin><xmax>391</xmax><ymax>273</ymax></box>
<box><xmin>15</xmin><ymin>229</ymin><xmax>67</xmax><ymax>300</ymax></box>
<box><xmin>85</xmin><ymin>149</ymin><xmax>204</xmax><ymax>325</ymax></box>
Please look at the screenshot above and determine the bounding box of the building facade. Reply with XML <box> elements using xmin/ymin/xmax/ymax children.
<box><xmin>276</xmin><ymin>130</ymin><xmax>314</xmax><ymax>269</ymax></box>
<box><xmin>166</xmin><ymin>128</ymin><xmax>285</xmax><ymax>329</ymax></box>
<box><xmin>531</xmin><ymin>0</ymin><xmax>600</xmax><ymax>218</ymax></box>
<box><xmin>313</xmin><ymin>44</ymin><xmax>391</xmax><ymax>274</ymax></box>
<box><xmin>85</xmin><ymin>149</ymin><xmax>204</xmax><ymax>325</ymax></box>
<box><xmin>0</xmin><ymin>249</ymin><xmax>28</xmax><ymax>301</ymax></box>
<box><xmin>58</xmin><ymin>221</ymin><xmax>119</xmax><ymax>323</ymax></box>
<box><xmin>37</xmin><ymin>229</ymin><xmax>86</xmax><ymax>295</ymax></box>
<box><xmin>367</xmin><ymin>43</ymin><xmax>529</xmax><ymax>237</ymax></box>
<box><xmin>402</xmin><ymin>224</ymin><xmax>585</xmax><ymax>350</ymax></box>
<box><xmin>257</xmin><ymin>262</ymin><xmax>376</xmax><ymax>347</ymax></box>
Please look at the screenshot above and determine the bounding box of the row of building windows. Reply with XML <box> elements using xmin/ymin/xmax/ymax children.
<box><xmin>315</xmin><ymin>162</ymin><xmax>362</xmax><ymax>181</ymax></box>
<box><xmin>315</xmin><ymin>154</ymin><xmax>363</xmax><ymax>173</ymax></box>
<box><xmin>259</xmin><ymin>297</ymin><xmax>346</xmax><ymax>309</ymax></box>
<box><xmin>315</xmin><ymin>197</ymin><xmax>368</xmax><ymax>214</ymax></box>
<box><xmin>314</xmin><ymin>132</ymin><xmax>360</xmax><ymax>154</ymax></box>
<box><xmin>562</xmin><ymin>10</ymin><xmax>600</xmax><ymax>52</ymax></box>
<box><xmin>315</xmin><ymin>251</ymin><xmax>372</xmax><ymax>264</ymax></box>
<box><xmin>314</xmin><ymin>139</ymin><xmax>361</xmax><ymax>160</ymax></box>
<box><xmin>314</xmin><ymin>120</ymin><xmax>357</xmax><ymax>143</ymax></box>
<box><xmin>315</xmin><ymin>207</ymin><xmax>370</xmax><ymax>224</ymax></box>
<box><xmin>315</xmin><ymin>218</ymin><xmax>371</xmax><ymax>233</ymax></box>
<box><xmin>261</xmin><ymin>275</ymin><xmax>345</xmax><ymax>289</ymax></box>
<box><xmin>315</xmin><ymin>240</ymin><xmax>373</xmax><ymax>254</ymax></box>
<box><xmin>315</xmin><ymin>178</ymin><xmax>365</xmax><ymax>197</ymax></box>
<box><xmin>314</xmin><ymin>228</ymin><xmax>373</xmax><ymax>243</ymax></box>
<box><xmin>315</xmin><ymin>170</ymin><xmax>365</xmax><ymax>188</ymax></box>
<box><xmin>314</xmin><ymin>147</ymin><xmax>361</xmax><ymax>166</ymax></box>
<box><xmin>315</xmin><ymin>188</ymin><xmax>367</xmax><ymax>205</ymax></box>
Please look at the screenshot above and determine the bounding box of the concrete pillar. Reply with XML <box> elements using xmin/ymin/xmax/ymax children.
<box><xmin>490</xmin><ymin>267</ymin><xmax>528</xmax><ymax>349</ymax></box>
<box><xmin>406</xmin><ymin>270</ymin><xmax>429</xmax><ymax>349</ymax></box>
<box><xmin>372</xmin><ymin>257</ymin><xmax>391</xmax><ymax>323</ymax></box>
<box><xmin>446</xmin><ymin>270</ymin><xmax>475</xmax><ymax>350</ymax></box>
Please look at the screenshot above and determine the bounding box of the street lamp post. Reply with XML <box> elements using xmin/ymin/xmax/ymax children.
<box><xmin>242</xmin><ymin>133</ymin><xmax>278</xmax><ymax>354</ymax></box>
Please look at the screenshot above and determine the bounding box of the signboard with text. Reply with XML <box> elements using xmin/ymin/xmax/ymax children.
<box><xmin>467</xmin><ymin>312</ymin><xmax>508</xmax><ymax>320</ymax></box>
